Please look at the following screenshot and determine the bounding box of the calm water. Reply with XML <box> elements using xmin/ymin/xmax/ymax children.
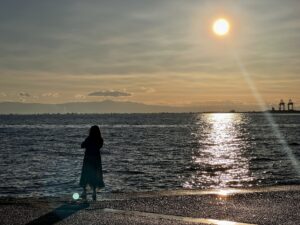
<box><xmin>0</xmin><ymin>113</ymin><xmax>299</xmax><ymax>197</ymax></box>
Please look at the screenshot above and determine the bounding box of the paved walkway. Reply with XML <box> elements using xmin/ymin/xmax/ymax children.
<box><xmin>0</xmin><ymin>185</ymin><xmax>299</xmax><ymax>225</ymax></box>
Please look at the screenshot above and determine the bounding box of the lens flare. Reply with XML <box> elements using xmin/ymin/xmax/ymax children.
<box><xmin>73</xmin><ymin>192</ymin><xmax>80</xmax><ymax>200</ymax></box>
<box><xmin>233</xmin><ymin>51</ymin><xmax>300</xmax><ymax>175</ymax></box>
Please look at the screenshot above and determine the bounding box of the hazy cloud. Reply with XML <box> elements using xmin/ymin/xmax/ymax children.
<box><xmin>88</xmin><ymin>90</ymin><xmax>131</xmax><ymax>97</ymax></box>
<box><xmin>140</xmin><ymin>87</ymin><xmax>156</xmax><ymax>93</ymax></box>
<box><xmin>1</xmin><ymin>0</ymin><xmax>300</xmax><ymax>77</ymax></box>
<box><xmin>0</xmin><ymin>0</ymin><xmax>299</xmax><ymax>110</ymax></box>
<box><xmin>42</xmin><ymin>92</ymin><xmax>59</xmax><ymax>97</ymax></box>
<box><xmin>75</xmin><ymin>94</ymin><xmax>86</xmax><ymax>99</ymax></box>
<box><xmin>19</xmin><ymin>92</ymin><xmax>30</xmax><ymax>97</ymax></box>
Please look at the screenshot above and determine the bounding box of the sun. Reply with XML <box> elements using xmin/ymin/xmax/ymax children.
<box><xmin>213</xmin><ymin>18</ymin><xmax>230</xmax><ymax>36</ymax></box>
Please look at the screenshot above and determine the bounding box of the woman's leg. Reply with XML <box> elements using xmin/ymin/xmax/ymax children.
<box><xmin>92</xmin><ymin>186</ymin><xmax>96</xmax><ymax>201</ymax></box>
<box><xmin>81</xmin><ymin>186</ymin><xmax>87</xmax><ymax>200</ymax></box>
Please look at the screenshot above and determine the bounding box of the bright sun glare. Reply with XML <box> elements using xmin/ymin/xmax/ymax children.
<box><xmin>213</xmin><ymin>18</ymin><xmax>230</xmax><ymax>36</ymax></box>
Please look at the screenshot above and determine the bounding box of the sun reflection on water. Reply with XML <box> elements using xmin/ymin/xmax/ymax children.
<box><xmin>184</xmin><ymin>113</ymin><xmax>253</xmax><ymax>189</ymax></box>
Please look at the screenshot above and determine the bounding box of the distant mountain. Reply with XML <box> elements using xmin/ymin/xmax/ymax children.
<box><xmin>0</xmin><ymin>100</ymin><xmax>194</xmax><ymax>114</ymax></box>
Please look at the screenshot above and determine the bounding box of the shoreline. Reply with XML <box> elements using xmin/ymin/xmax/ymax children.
<box><xmin>1</xmin><ymin>184</ymin><xmax>300</xmax><ymax>203</ymax></box>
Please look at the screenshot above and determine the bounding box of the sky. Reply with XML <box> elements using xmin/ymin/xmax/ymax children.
<box><xmin>0</xmin><ymin>0</ymin><xmax>300</xmax><ymax>111</ymax></box>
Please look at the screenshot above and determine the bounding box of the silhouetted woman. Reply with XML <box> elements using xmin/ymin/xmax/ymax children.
<box><xmin>80</xmin><ymin>125</ymin><xmax>104</xmax><ymax>200</ymax></box>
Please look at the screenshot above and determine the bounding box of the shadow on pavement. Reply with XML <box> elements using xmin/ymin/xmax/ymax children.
<box><xmin>25</xmin><ymin>202</ymin><xmax>89</xmax><ymax>225</ymax></box>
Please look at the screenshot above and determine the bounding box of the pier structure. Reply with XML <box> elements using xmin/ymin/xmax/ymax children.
<box><xmin>287</xmin><ymin>99</ymin><xmax>294</xmax><ymax>111</ymax></box>
<box><xmin>278</xmin><ymin>99</ymin><xmax>285</xmax><ymax>111</ymax></box>
<box><xmin>271</xmin><ymin>99</ymin><xmax>296</xmax><ymax>113</ymax></box>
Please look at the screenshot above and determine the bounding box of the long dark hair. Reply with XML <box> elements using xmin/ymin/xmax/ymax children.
<box><xmin>89</xmin><ymin>125</ymin><xmax>102</xmax><ymax>144</ymax></box>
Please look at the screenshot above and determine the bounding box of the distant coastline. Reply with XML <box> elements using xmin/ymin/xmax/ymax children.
<box><xmin>267</xmin><ymin>110</ymin><xmax>300</xmax><ymax>114</ymax></box>
<box><xmin>0</xmin><ymin>101</ymin><xmax>299</xmax><ymax>115</ymax></box>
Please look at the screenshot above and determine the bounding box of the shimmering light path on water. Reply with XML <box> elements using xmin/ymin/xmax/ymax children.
<box><xmin>184</xmin><ymin>113</ymin><xmax>253</xmax><ymax>189</ymax></box>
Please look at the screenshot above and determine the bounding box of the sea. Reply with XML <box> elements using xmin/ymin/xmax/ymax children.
<box><xmin>0</xmin><ymin>113</ymin><xmax>299</xmax><ymax>198</ymax></box>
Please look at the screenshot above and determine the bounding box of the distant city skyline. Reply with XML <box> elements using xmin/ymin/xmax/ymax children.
<box><xmin>1</xmin><ymin>0</ymin><xmax>299</xmax><ymax>112</ymax></box>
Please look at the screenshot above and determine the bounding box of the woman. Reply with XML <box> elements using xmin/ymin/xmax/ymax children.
<box><xmin>80</xmin><ymin>125</ymin><xmax>105</xmax><ymax>200</ymax></box>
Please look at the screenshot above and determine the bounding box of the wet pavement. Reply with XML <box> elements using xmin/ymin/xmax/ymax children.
<box><xmin>0</xmin><ymin>185</ymin><xmax>299</xmax><ymax>225</ymax></box>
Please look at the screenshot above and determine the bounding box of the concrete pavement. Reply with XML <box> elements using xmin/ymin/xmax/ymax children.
<box><xmin>0</xmin><ymin>185</ymin><xmax>299</xmax><ymax>225</ymax></box>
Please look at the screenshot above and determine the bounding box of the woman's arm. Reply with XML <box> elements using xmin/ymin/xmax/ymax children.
<box><xmin>81</xmin><ymin>138</ymin><xmax>88</xmax><ymax>148</ymax></box>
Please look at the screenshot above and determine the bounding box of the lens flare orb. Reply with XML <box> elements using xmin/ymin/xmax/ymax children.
<box><xmin>72</xmin><ymin>192</ymin><xmax>80</xmax><ymax>200</ymax></box>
